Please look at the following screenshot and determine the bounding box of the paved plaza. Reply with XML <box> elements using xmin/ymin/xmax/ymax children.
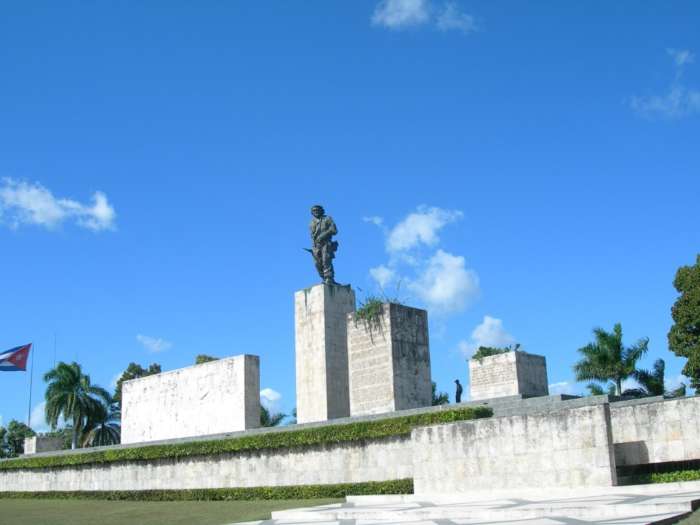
<box><xmin>235</xmin><ymin>481</ymin><xmax>700</xmax><ymax>525</ymax></box>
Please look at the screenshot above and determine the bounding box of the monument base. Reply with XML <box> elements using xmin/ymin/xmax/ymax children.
<box><xmin>469</xmin><ymin>350</ymin><xmax>548</xmax><ymax>401</ymax></box>
<box><xmin>295</xmin><ymin>283</ymin><xmax>355</xmax><ymax>424</ymax></box>
<box><xmin>347</xmin><ymin>303</ymin><xmax>431</xmax><ymax>416</ymax></box>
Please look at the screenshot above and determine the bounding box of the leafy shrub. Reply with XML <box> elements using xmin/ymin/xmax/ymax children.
<box><xmin>0</xmin><ymin>406</ymin><xmax>491</xmax><ymax>471</ymax></box>
<box><xmin>0</xmin><ymin>479</ymin><xmax>414</xmax><ymax>501</ymax></box>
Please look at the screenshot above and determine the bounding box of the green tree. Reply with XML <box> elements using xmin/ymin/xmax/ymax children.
<box><xmin>431</xmin><ymin>382</ymin><xmax>449</xmax><ymax>405</ymax></box>
<box><xmin>0</xmin><ymin>420</ymin><xmax>35</xmax><ymax>457</ymax></box>
<box><xmin>586</xmin><ymin>383</ymin><xmax>617</xmax><ymax>396</ymax></box>
<box><xmin>195</xmin><ymin>354</ymin><xmax>219</xmax><ymax>364</ymax></box>
<box><xmin>44</xmin><ymin>362</ymin><xmax>111</xmax><ymax>449</ymax></box>
<box><xmin>113</xmin><ymin>362</ymin><xmax>161</xmax><ymax>408</ymax></box>
<box><xmin>631</xmin><ymin>359</ymin><xmax>686</xmax><ymax>398</ymax></box>
<box><xmin>260</xmin><ymin>405</ymin><xmax>286</xmax><ymax>427</ymax></box>
<box><xmin>668</xmin><ymin>254</ymin><xmax>700</xmax><ymax>390</ymax></box>
<box><xmin>573</xmin><ymin>323</ymin><xmax>649</xmax><ymax>396</ymax></box>
<box><xmin>82</xmin><ymin>396</ymin><xmax>121</xmax><ymax>447</ymax></box>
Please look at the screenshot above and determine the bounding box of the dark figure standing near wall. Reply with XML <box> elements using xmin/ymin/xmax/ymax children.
<box><xmin>455</xmin><ymin>379</ymin><xmax>463</xmax><ymax>403</ymax></box>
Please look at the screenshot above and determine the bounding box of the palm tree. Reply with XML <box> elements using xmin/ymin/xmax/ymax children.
<box><xmin>44</xmin><ymin>362</ymin><xmax>111</xmax><ymax>449</ymax></box>
<box><xmin>631</xmin><ymin>359</ymin><xmax>687</xmax><ymax>398</ymax></box>
<box><xmin>260</xmin><ymin>405</ymin><xmax>286</xmax><ymax>427</ymax></box>
<box><xmin>573</xmin><ymin>323</ymin><xmax>649</xmax><ymax>396</ymax></box>
<box><xmin>82</xmin><ymin>397</ymin><xmax>121</xmax><ymax>447</ymax></box>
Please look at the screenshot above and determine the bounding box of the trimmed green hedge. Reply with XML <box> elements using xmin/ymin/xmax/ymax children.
<box><xmin>0</xmin><ymin>479</ymin><xmax>413</xmax><ymax>501</ymax></box>
<box><xmin>0</xmin><ymin>406</ymin><xmax>491</xmax><ymax>471</ymax></box>
<box><xmin>622</xmin><ymin>469</ymin><xmax>700</xmax><ymax>485</ymax></box>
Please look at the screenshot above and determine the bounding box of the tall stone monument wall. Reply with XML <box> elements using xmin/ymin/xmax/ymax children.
<box><xmin>121</xmin><ymin>354</ymin><xmax>260</xmax><ymax>444</ymax></box>
<box><xmin>347</xmin><ymin>303</ymin><xmax>431</xmax><ymax>416</ymax></box>
<box><xmin>294</xmin><ymin>284</ymin><xmax>355</xmax><ymax>424</ymax></box>
<box><xmin>469</xmin><ymin>351</ymin><xmax>548</xmax><ymax>401</ymax></box>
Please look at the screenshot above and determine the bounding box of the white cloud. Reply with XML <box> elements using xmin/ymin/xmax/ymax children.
<box><xmin>630</xmin><ymin>48</ymin><xmax>700</xmax><ymax>119</ymax></box>
<box><xmin>549</xmin><ymin>381</ymin><xmax>575</xmax><ymax>395</ymax></box>
<box><xmin>369</xmin><ymin>265</ymin><xmax>396</xmax><ymax>288</ymax></box>
<box><xmin>372</xmin><ymin>0</ymin><xmax>430</xmax><ymax>29</ymax></box>
<box><xmin>0</xmin><ymin>179</ymin><xmax>116</xmax><ymax>231</ymax></box>
<box><xmin>371</xmin><ymin>0</ymin><xmax>476</xmax><ymax>33</ymax></box>
<box><xmin>30</xmin><ymin>402</ymin><xmax>49</xmax><ymax>432</ymax></box>
<box><xmin>387</xmin><ymin>206</ymin><xmax>462</xmax><ymax>253</ymax></box>
<box><xmin>668</xmin><ymin>48</ymin><xmax>694</xmax><ymax>67</ymax></box>
<box><xmin>409</xmin><ymin>249</ymin><xmax>479</xmax><ymax>313</ymax></box>
<box><xmin>260</xmin><ymin>388</ymin><xmax>282</xmax><ymax>411</ymax></box>
<box><xmin>136</xmin><ymin>334</ymin><xmax>172</xmax><ymax>353</ymax></box>
<box><xmin>363</xmin><ymin>216</ymin><xmax>384</xmax><ymax>227</ymax></box>
<box><xmin>458</xmin><ymin>315</ymin><xmax>516</xmax><ymax>358</ymax></box>
<box><xmin>436</xmin><ymin>2</ymin><xmax>477</xmax><ymax>33</ymax></box>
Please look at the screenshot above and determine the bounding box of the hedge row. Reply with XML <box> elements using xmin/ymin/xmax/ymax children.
<box><xmin>0</xmin><ymin>406</ymin><xmax>491</xmax><ymax>471</ymax></box>
<box><xmin>622</xmin><ymin>469</ymin><xmax>700</xmax><ymax>485</ymax></box>
<box><xmin>0</xmin><ymin>479</ymin><xmax>414</xmax><ymax>501</ymax></box>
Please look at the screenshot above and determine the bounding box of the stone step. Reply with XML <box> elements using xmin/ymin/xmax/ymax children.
<box><xmin>270</xmin><ymin>501</ymin><xmax>695</xmax><ymax>522</ymax></box>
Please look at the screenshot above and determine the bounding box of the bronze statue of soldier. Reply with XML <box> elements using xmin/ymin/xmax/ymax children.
<box><xmin>307</xmin><ymin>205</ymin><xmax>339</xmax><ymax>285</ymax></box>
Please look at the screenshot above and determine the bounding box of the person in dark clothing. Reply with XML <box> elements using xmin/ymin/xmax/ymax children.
<box><xmin>455</xmin><ymin>379</ymin><xmax>463</xmax><ymax>403</ymax></box>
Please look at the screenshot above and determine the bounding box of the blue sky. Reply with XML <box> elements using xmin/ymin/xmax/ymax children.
<box><xmin>1</xmin><ymin>1</ymin><xmax>699</xmax><ymax>429</ymax></box>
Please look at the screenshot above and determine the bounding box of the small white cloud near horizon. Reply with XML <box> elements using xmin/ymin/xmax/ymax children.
<box><xmin>371</xmin><ymin>0</ymin><xmax>476</xmax><ymax>33</ymax></box>
<box><xmin>0</xmin><ymin>178</ymin><xmax>116</xmax><ymax>231</ymax></box>
<box><xmin>136</xmin><ymin>334</ymin><xmax>172</xmax><ymax>353</ymax></box>
<box><xmin>369</xmin><ymin>265</ymin><xmax>396</xmax><ymax>289</ymax></box>
<box><xmin>458</xmin><ymin>315</ymin><xmax>516</xmax><ymax>358</ymax></box>
<box><xmin>30</xmin><ymin>402</ymin><xmax>48</xmax><ymax>432</ymax></box>
<box><xmin>630</xmin><ymin>48</ymin><xmax>700</xmax><ymax>119</ymax></box>
<box><xmin>260</xmin><ymin>388</ymin><xmax>282</xmax><ymax>411</ymax></box>
<box><xmin>548</xmin><ymin>381</ymin><xmax>575</xmax><ymax>395</ymax></box>
<box><xmin>387</xmin><ymin>206</ymin><xmax>462</xmax><ymax>253</ymax></box>
<box><xmin>409</xmin><ymin>249</ymin><xmax>479</xmax><ymax>313</ymax></box>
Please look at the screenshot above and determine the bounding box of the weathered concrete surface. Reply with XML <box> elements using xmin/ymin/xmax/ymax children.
<box><xmin>0</xmin><ymin>436</ymin><xmax>413</xmax><ymax>492</ymax></box>
<box><xmin>412</xmin><ymin>404</ymin><xmax>617</xmax><ymax>493</ymax></box>
<box><xmin>295</xmin><ymin>284</ymin><xmax>355</xmax><ymax>424</ymax></box>
<box><xmin>23</xmin><ymin>436</ymin><xmax>64</xmax><ymax>455</ymax></box>
<box><xmin>347</xmin><ymin>303</ymin><xmax>431</xmax><ymax>416</ymax></box>
<box><xmin>7</xmin><ymin>396</ymin><xmax>700</xmax><ymax>494</ymax></box>
<box><xmin>121</xmin><ymin>354</ymin><xmax>260</xmax><ymax>444</ymax></box>
<box><xmin>611</xmin><ymin>396</ymin><xmax>700</xmax><ymax>466</ymax></box>
<box><xmin>469</xmin><ymin>351</ymin><xmax>548</xmax><ymax>401</ymax></box>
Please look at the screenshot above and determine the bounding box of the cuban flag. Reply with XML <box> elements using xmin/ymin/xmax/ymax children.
<box><xmin>0</xmin><ymin>344</ymin><xmax>32</xmax><ymax>372</ymax></box>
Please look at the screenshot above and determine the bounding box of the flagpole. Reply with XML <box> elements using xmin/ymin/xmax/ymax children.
<box><xmin>27</xmin><ymin>343</ymin><xmax>35</xmax><ymax>428</ymax></box>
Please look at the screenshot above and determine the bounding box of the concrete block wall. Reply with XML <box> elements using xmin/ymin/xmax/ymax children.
<box><xmin>347</xmin><ymin>303</ymin><xmax>431</xmax><ymax>416</ymax></box>
<box><xmin>610</xmin><ymin>396</ymin><xmax>700</xmax><ymax>466</ymax></box>
<box><xmin>294</xmin><ymin>284</ymin><xmax>355</xmax><ymax>424</ymax></box>
<box><xmin>1</xmin><ymin>436</ymin><xmax>414</xmax><ymax>492</ymax></box>
<box><xmin>469</xmin><ymin>351</ymin><xmax>549</xmax><ymax>401</ymax></box>
<box><xmin>412</xmin><ymin>404</ymin><xmax>617</xmax><ymax>494</ymax></box>
<box><xmin>23</xmin><ymin>436</ymin><xmax>65</xmax><ymax>455</ymax></box>
<box><xmin>121</xmin><ymin>354</ymin><xmax>260</xmax><ymax>444</ymax></box>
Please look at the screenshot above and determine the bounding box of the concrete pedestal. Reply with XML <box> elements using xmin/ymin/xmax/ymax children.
<box><xmin>121</xmin><ymin>354</ymin><xmax>260</xmax><ymax>444</ymax></box>
<box><xmin>23</xmin><ymin>436</ymin><xmax>65</xmax><ymax>455</ymax></box>
<box><xmin>347</xmin><ymin>303</ymin><xmax>431</xmax><ymax>416</ymax></box>
<box><xmin>294</xmin><ymin>283</ymin><xmax>355</xmax><ymax>424</ymax></box>
<box><xmin>469</xmin><ymin>350</ymin><xmax>548</xmax><ymax>401</ymax></box>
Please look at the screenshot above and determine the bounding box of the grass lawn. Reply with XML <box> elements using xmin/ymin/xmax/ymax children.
<box><xmin>680</xmin><ymin>509</ymin><xmax>700</xmax><ymax>525</ymax></box>
<box><xmin>0</xmin><ymin>498</ymin><xmax>341</xmax><ymax>525</ymax></box>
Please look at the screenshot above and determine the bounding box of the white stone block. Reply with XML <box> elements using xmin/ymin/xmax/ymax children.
<box><xmin>23</xmin><ymin>436</ymin><xmax>65</xmax><ymax>455</ymax></box>
<box><xmin>295</xmin><ymin>283</ymin><xmax>355</xmax><ymax>424</ymax></box>
<box><xmin>347</xmin><ymin>303</ymin><xmax>432</xmax><ymax>416</ymax></box>
<box><xmin>121</xmin><ymin>354</ymin><xmax>260</xmax><ymax>444</ymax></box>
<box><xmin>469</xmin><ymin>350</ymin><xmax>548</xmax><ymax>401</ymax></box>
